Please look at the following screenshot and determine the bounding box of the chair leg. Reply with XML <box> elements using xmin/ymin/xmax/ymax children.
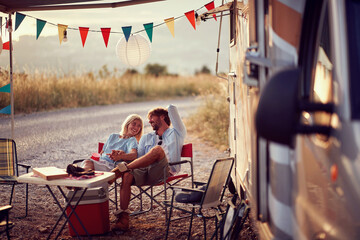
<box><xmin>25</xmin><ymin>183</ymin><xmax>29</xmax><ymax>217</ymax></box>
<box><xmin>115</xmin><ymin>180</ymin><xmax>118</xmax><ymax>210</ymax></box>
<box><xmin>187</xmin><ymin>208</ymin><xmax>195</xmax><ymax>240</ymax></box>
<box><xmin>9</xmin><ymin>184</ymin><xmax>15</xmax><ymax>205</ymax></box>
<box><xmin>165</xmin><ymin>192</ymin><xmax>175</xmax><ymax>240</ymax></box>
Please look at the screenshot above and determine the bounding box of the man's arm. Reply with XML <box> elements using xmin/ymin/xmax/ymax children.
<box><xmin>168</xmin><ymin>104</ymin><xmax>187</xmax><ymax>138</ymax></box>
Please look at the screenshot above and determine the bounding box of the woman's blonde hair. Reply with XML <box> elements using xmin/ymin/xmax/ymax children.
<box><xmin>121</xmin><ymin>114</ymin><xmax>144</xmax><ymax>142</ymax></box>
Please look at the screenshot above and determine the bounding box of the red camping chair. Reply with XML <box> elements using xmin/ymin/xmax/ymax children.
<box><xmin>130</xmin><ymin>143</ymin><xmax>194</xmax><ymax>216</ymax></box>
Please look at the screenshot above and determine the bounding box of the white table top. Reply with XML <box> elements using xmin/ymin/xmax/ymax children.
<box><xmin>18</xmin><ymin>171</ymin><xmax>115</xmax><ymax>188</ymax></box>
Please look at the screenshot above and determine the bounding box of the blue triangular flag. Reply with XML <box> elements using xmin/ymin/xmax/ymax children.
<box><xmin>0</xmin><ymin>105</ymin><xmax>11</xmax><ymax>114</ymax></box>
<box><xmin>36</xmin><ymin>19</ymin><xmax>46</xmax><ymax>39</ymax></box>
<box><xmin>122</xmin><ymin>26</ymin><xmax>132</xmax><ymax>42</ymax></box>
<box><xmin>143</xmin><ymin>23</ymin><xmax>153</xmax><ymax>42</ymax></box>
<box><xmin>15</xmin><ymin>12</ymin><xmax>26</xmax><ymax>31</ymax></box>
<box><xmin>0</xmin><ymin>84</ymin><xmax>10</xmax><ymax>93</ymax></box>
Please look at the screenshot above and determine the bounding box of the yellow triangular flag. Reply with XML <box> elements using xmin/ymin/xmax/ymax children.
<box><xmin>164</xmin><ymin>17</ymin><xmax>175</xmax><ymax>37</ymax></box>
<box><xmin>58</xmin><ymin>24</ymin><xmax>68</xmax><ymax>44</ymax></box>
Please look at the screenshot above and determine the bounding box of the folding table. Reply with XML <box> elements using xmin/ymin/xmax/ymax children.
<box><xmin>17</xmin><ymin>171</ymin><xmax>114</xmax><ymax>240</ymax></box>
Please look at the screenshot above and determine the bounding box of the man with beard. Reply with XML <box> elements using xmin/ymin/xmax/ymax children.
<box><xmin>109</xmin><ymin>104</ymin><xmax>186</xmax><ymax>231</ymax></box>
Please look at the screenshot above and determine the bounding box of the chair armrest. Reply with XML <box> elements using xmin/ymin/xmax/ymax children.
<box><xmin>0</xmin><ymin>205</ymin><xmax>12</xmax><ymax>212</ymax></box>
<box><xmin>169</xmin><ymin>160</ymin><xmax>190</xmax><ymax>166</ymax></box>
<box><xmin>17</xmin><ymin>163</ymin><xmax>31</xmax><ymax>173</ymax></box>
<box><xmin>170</xmin><ymin>186</ymin><xmax>205</xmax><ymax>193</ymax></box>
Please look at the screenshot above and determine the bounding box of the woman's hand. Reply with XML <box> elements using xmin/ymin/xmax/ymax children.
<box><xmin>107</xmin><ymin>150</ymin><xmax>125</xmax><ymax>161</ymax></box>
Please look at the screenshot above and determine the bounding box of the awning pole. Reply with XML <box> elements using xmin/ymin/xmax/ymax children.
<box><xmin>9</xmin><ymin>13</ymin><xmax>14</xmax><ymax>139</ymax></box>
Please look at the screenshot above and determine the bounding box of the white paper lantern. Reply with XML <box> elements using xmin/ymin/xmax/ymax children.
<box><xmin>116</xmin><ymin>34</ymin><xmax>151</xmax><ymax>67</ymax></box>
<box><xmin>0</xmin><ymin>37</ymin><xmax>3</xmax><ymax>55</ymax></box>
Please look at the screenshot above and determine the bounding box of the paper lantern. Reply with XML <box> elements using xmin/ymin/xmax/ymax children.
<box><xmin>116</xmin><ymin>34</ymin><xmax>151</xmax><ymax>67</ymax></box>
<box><xmin>0</xmin><ymin>37</ymin><xmax>2</xmax><ymax>55</ymax></box>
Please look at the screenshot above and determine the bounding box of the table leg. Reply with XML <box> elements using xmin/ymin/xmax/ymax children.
<box><xmin>46</xmin><ymin>185</ymin><xmax>91</xmax><ymax>240</ymax></box>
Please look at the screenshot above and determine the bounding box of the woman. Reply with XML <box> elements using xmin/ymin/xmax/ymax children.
<box><xmin>81</xmin><ymin>114</ymin><xmax>143</xmax><ymax>172</ymax></box>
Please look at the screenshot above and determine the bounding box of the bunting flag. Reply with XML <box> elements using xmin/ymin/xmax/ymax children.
<box><xmin>0</xmin><ymin>84</ymin><xmax>10</xmax><ymax>93</ymax></box>
<box><xmin>101</xmin><ymin>28</ymin><xmax>111</xmax><ymax>47</ymax></box>
<box><xmin>57</xmin><ymin>24</ymin><xmax>68</xmax><ymax>44</ymax></box>
<box><xmin>185</xmin><ymin>10</ymin><xmax>196</xmax><ymax>30</ymax></box>
<box><xmin>15</xmin><ymin>12</ymin><xmax>26</xmax><ymax>31</ymax></box>
<box><xmin>143</xmin><ymin>23</ymin><xmax>153</xmax><ymax>42</ymax></box>
<box><xmin>79</xmin><ymin>27</ymin><xmax>89</xmax><ymax>47</ymax></box>
<box><xmin>205</xmin><ymin>1</ymin><xmax>217</xmax><ymax>21</ymax></box>
<box><xmin>0</xmin><ymin>105</ymin><xmax>11</xmax><ymax>114</ymax></box>
<box><xmin>164</xmin><ymin>17</ymin><xmax>175</xmax><ymax>37</ymax></box>
<box><xmin>36</xmin><ymin>19</ymin><xmax>46</xmax><ymax>39</ymax></box>
<box><xmin>3</xmin><ymin>41</ymin><xmax>9</xmax><ymax>50</ymax></box>
<box><xmin>122</xmin><ymin>26</ymin><xmax>132</xmax><ymax>42</ymax></box>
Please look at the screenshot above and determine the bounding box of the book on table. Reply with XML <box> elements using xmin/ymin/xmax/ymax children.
<box><xmin>32</xmin><ymin>167</ymin><xmax>68</xmax><ymax>180</ymax></box>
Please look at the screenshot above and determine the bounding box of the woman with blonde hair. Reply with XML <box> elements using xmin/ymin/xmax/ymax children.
<box><xmin>81</xmin><ymin>114</ymin><xmax>143</xmax><ymax>172</ymax></box>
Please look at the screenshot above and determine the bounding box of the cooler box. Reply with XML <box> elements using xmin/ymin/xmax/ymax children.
<box><xmin>66</xmin><ymin>186</ymin><xmax>110</xmax><ymax>236</ymax></box>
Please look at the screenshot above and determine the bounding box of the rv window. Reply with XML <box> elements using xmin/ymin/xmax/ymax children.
<box><xmin>311</xmin><ymin>6</ymin><xmax>337</xmax><ymax>137</ymax></box>
<box><xmin>346</xmin><ymin>0</ymin><xmax>360</xmax><ymax>119</ymax></box>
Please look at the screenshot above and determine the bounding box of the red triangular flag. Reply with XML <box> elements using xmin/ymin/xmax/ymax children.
<box><xmin>185</xmin><ymin>10</ymin><xmax>196</xmax><ymax>30</ymax></box>
<box><xmin>3</xmin><ymin>41</ymin><xmax>9</xmax><ymax>50</ymax></box>
<box><xmin>101</xmin><ymin>28</ymin><xmax>111</xmax><ymax>48</ymax></box>
<box><xmin>205</xmin><ymin>1</ymin><xmax>217</xmax><ymax>21</ymax></box>
<box><xmin>79</xmin><ymin>27</ymin><xmax>89</xmax><ymax>47</ymax></box>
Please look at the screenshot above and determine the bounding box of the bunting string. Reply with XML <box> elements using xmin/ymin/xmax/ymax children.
<box><xmin>7</xmin><ymin>3</ymin><xmax>214</xmax><ymax>46</ymax></box>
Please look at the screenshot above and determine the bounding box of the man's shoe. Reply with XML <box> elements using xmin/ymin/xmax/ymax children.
<box><xmin>111</xmin><ymin>212</ymin><xmax>129</xmax><ymax>231</ymax></box>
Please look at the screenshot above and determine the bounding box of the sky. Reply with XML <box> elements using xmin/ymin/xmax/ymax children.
<box><xmin>0</xmin><ymin>0</ymin><xmax>230</xmax><ymax>76</ymax></box>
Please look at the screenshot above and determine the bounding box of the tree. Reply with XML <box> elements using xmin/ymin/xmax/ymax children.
<box><xmin>195</xmin><ymin>65</ymin><xmax>212</xmax><ymax>75</ymax></box>
<box><xmin>144</xmin><ymin>63</ymin><xmax>168</xmax><ymax>77</ymax></box>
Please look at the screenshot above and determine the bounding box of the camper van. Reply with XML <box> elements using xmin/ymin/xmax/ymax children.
<box><xmin>205</xmin><ymin>0</ymin><xmax>360</xmax><ymax>239</ymax></box>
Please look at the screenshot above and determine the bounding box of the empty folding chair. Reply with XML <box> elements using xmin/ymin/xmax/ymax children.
<box><xmin>0</xmin><ymin>138</ymin><xmax>31</xmax><ymax>218</ymax></box>
<box><xmin>164</xmin><ymin>157</ymin><xmax>234</xmax><ymax>240</ymax></box>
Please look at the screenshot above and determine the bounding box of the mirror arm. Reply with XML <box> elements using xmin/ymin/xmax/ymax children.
<box><xmin>296</xmin><ymin>124</ymin><xmax>332</xmax><ymax>135</ymax></box>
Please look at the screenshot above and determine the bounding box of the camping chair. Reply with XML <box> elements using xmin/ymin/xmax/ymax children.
<box><xmin>0</xmin><ymin>138</ymin><xmax>31</xmax><ymax>218</ymax></box>
<box><xmin>130</xmin><ymin>143</ymin><xmax>194</xmax><ymax>215</ymax></box>
<box><xmin>164</xmin><ymin>157</ymin><xmax>234</xmax><ymax>240</ymax></box>
<box><xmin>0</xmin><ymin>205</ymin><xmax>13</xmax><ymax>240</ymax></box>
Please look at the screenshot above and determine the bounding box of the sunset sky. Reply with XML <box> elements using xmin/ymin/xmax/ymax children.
<box><xmin>0</xmin><ymin>0</ymin><xmax>230</xmax><ymax>75</ymax></box>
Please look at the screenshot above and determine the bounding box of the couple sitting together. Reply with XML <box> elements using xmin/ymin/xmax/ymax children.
<box><xmin>80</xmin><ymin>104</ymin><xmax>186</xmax><ymax>231</ymax></box>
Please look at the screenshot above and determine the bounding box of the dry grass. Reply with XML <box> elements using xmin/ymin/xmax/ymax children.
<box><xmin>186</xmin><ymin>80</ymin><xmax>229</xmax><ymax>150</ymax></box>
<box><xmin>0</xmin><ymin>70</ymin><xmax>217</xmax><ymax>113</ymax></box>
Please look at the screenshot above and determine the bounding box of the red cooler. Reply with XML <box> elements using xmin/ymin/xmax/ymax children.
<box><xmin>66</xmin><ymin>186</ymin><xmax>109</xmax><ymax>236</ymax></box>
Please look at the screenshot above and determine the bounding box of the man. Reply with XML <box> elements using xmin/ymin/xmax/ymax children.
<box><xmin>109</xmin><ymin>104</ymin><xmax>186</xmax><ymax>231</ymax></box>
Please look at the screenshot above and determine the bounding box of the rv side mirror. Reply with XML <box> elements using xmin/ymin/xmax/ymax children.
<box><xmin>255</xmin><ymin>68</ymin><xmax>301</xmax><ymax>146</ymax></box>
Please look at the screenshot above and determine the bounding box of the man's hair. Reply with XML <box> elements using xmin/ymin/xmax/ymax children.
<box><xmin>147</xmin><ymin>107</ymin><xmax>171</xmax><ymax>126</ymax></box>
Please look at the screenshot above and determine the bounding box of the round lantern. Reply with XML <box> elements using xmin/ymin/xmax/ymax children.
<box><xmin>116</xmin><ymin>34</ymin><xmax>151</xmax><ymax>67</ymax></box>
